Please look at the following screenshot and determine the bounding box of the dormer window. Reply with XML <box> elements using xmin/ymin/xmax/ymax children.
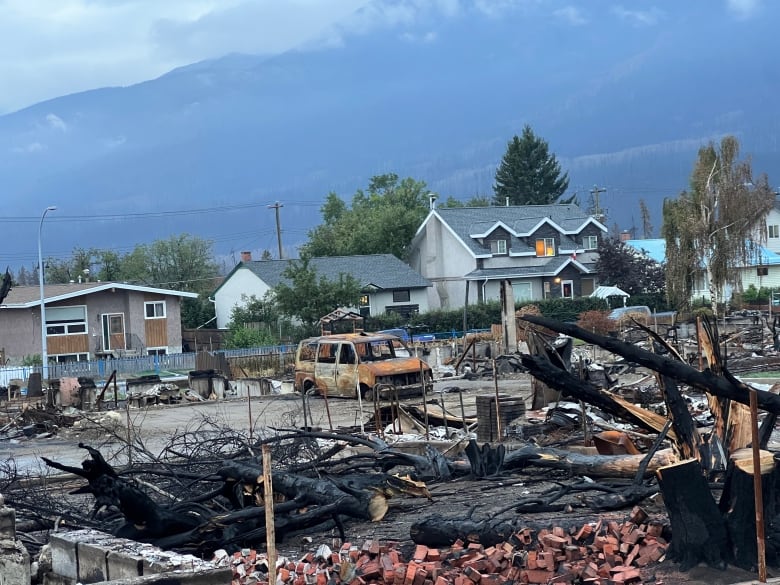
<box><xmin>583</xmin><ymin>235</ymin><xmax>598</xmax><ymax>250</ymax></box>
<box><xmin>535</xmin><ymin>238</ymin><xmax>555</xmax><ymax>257</ymax></box>
<box><xmin>491</xmin><ymin>239</ymin><xmax>508</xmax><ymax>255</ymax></box>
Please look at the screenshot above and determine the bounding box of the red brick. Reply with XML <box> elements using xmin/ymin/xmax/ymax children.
<box><xmin>426</xmin><ymin>549</ymin><xmax>441</xmax><ymax>562</ymax></box>
<box><xmin>412</xmin><ymin>568</ymin><xmax>429</xmax><ymax>585</ymax></box>
<box><xmin>414</xmin><ymin>545</ymin><xmax>429</xmax><ymax>563</ymax></box>
<box><xmin>521</xmin><ymin>569</ymin><xmax>555</xmax><ymax>583</ymax></box>
<box><xmin>435</xmin><ymin>576</ymin><xmax>450</xmax><ymax>585</ymax></box>
<box><xmin>405</xmin><ymin>563</ymin><xmax>418</xmax><ymax>585</ymax></box>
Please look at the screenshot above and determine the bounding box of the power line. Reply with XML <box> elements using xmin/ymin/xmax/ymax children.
<box><xmin>0</xmin><ymin>199</ymin><xmax>325</xmax><ymax>224</ymax></box>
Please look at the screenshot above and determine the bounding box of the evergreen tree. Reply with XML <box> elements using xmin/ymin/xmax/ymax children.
<box><xmin>493</xmin><ymin>125</ymin><xmax>570</xmax><ymax>206</ymax></box>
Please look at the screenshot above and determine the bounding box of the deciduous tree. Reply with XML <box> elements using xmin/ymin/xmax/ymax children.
<box><xmin>662</xmin><ymin>136</ymin><xmax>775</xmax><ymax>313</ymax></box>
<box><xmin>595</xmin><ymin>237</ymin><xmax>665</xmax><ymax>296</ymax></box>
<box><xmin>273</xmin><ymin>257</ymin><xmax>362</xmax><ymax>326</ymax></box>
<box><xmin>303</xmin><ymin>174</ymin><xmax>431</xmax><ymax>260</ymax></box>
<box><xmin>493</xmin><ymin>125</ymin><xmax>570</xmax><ymax>206</ymax></box>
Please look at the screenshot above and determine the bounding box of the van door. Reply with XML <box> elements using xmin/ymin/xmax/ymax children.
<box><xmin>335</xmin><ymin>343</ymin><xmax>359</xmax><ymax>397</ymax></box>
<box><xmin>314</xmin><ymin>341</ymin><xmax>338</xmax><ymax>396</ymax></box>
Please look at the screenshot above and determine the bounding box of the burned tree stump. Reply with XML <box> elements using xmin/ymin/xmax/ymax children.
<box><xmin>720</xmin><ymin>448</ymin><xmax>777</xmax><ymax>570</ymax></box>
<box><xmin>656</xmin><ymin>459</ymin><xmax>730</xmax><ymax>570</ymax></box>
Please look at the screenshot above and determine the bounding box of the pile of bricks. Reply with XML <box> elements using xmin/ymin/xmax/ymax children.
<box><xmin>220</xmin><ymin>508</ymin><xmax>668</xmax><ymax>585</ymax></box>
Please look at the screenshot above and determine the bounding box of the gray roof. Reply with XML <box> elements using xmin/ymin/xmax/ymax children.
<box><xmin>237</xmin><ymin>254</ymin><xmax>431</xmax><ymax>290</ymax></box>
<box><xmin>464</xmin><ymin>256</ymin><xmax>597</xmax><ymax>280</ymax></box>
<box><xmin>432</xmin><ymin>204</ymin><xmax>605</xmax><ymax>256</ymax></box>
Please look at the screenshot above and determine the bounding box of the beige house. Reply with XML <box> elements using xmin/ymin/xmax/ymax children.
<box><xmin>0</xmin><ymin>282</ymin><xmax>198</xmax><ymax>364</ymax></box>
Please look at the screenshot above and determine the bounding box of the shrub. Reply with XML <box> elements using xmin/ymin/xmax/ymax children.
<box><xmin>576</xmin><ymin>310</ymin><xmax>615</xmax><ymax>335</ymax></box>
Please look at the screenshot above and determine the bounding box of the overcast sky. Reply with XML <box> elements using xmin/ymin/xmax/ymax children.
<box><xmin>0</xmin><ymin>0</ymin><xmax>763</xmax><ymax>114</ymax></box>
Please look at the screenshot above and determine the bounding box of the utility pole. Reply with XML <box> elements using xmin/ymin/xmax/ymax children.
<box><xmin>268</xmin><ymin>202</ymin><xmax>284</xmax><ymax>259</ymax></box>
<box><xmin>589</xmin><ymin>185</ymin><xmax>607</xmax><ymax>223</ymax></box>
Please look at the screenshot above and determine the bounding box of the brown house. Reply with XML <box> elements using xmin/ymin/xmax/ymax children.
<box><xmin>0</xmin><ymin>282</ymin><xmax>198</xmax><ymax>364</ymax></box>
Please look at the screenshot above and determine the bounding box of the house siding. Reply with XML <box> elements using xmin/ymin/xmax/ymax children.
<box><xmin>409</xmin><ymin>215</ymin><xmax>477</xmax><ymax>310</ymax></box>
<box><xmin>0</xmin><ymin>288</ymin><xmax>187</xmax><ymax>363</ymax></box>
<box><xmin>369</xmin><ymin>289</ymin><xmax>429</xmax><ymax>316</ymax></box>
<box><xmin>215</xmin><ymin>268</ymin><xmax>269</xmax><ymax>329</ymax></box>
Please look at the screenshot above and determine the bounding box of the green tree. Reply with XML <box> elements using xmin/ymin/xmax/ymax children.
<box><xmin>303</xmin><ymin>173</ymin><xmax>431</xmax><ymax>260</ymax></box>
<box><xmin>273</xmin><ymin>257</ymin><xmax>362</xmax><ymax>326</ymax></box>
<box><xmin>224</xmin><ymin>293</ymin><xmax>282</xmax><ymax>348</ymax></box>
<box><xmin>440</xmin><ymin>195</ymin><xmax>491</xmax><ymax>208</ymax></box>
<box><xmin>662</xmin><ymin>136</ymin><xmax>775</xmax><ymax>313</ymax></box>
<box><xmin>493</xmin><ymin>125</ymin><xmax>570</xmax><ymax>206</ymax></box>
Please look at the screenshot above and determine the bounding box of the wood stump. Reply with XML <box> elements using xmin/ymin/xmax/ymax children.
<box><xmin>719</xmin><ymin>448</ymin><xmax>776</xmax><ymax>570</ymax></box>
<box><xmin>656</xmin><ymin>459</ymin><xmax>730</xmax><ymax>570</ymax></box>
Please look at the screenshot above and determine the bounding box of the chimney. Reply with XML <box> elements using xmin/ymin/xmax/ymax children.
<box><xmin>619</xmin><ymin>231</ymin><xmax>631</xmax><ymax>242</ymax></box>
<box><xmin>240</xmin><ymin>251</ymin><xmax>252</xmax><ymax>263</ymax></box>
<box><xmin>429</xmin><ymin>193</ymin><xmax>438</xmax><ymax>210</ymax></box>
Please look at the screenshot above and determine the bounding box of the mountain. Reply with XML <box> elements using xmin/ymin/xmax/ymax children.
<box><xmin>2</xmin><ymin>0</ymin><xmax>779</xmax><ymax>268</ymax></box>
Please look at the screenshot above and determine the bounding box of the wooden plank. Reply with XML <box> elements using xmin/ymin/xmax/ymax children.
<box><xmin>47</xmin><ymin>334</ymin><xmax>89</xmax><ymax>354</ymax></box>
<box><xmin>145</xmin><ymin>318</ymin><xmax>168</xmax><ymax>347</ymax></box>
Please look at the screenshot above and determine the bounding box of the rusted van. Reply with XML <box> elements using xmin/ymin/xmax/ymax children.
<box><xmin>293</xmin><ymin>332</ymin><xmax>433</xmax><ymax>399</ymax></box>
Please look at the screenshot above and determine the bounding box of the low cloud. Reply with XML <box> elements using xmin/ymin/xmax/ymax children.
<box><xmin>726</xmin><ymin>0</ymin><xmax>761</xmax><ymax>19</ymax></box>
<box><xmin>400</xmin><ymin>30</ymin><xmax>438</xmax><ymax>43</ymax></box>
<box><xmin>611</xmin><ymin>5</ymin><xmax>663</xmax><ymax>26</ymax></box>
<box><xmin>12</xmin><ymin>142</ymin><xmax>46</xmax><ymax>154</ymax></box>
<box><xmin>46</xmin><ymin>113</ymin><xmax>67</xmax><ymax>132</ymax></box>
<box><xmin>553</xmin><ymin>6</ymin><xmax>588</xmax><ymax>26</ymax></box>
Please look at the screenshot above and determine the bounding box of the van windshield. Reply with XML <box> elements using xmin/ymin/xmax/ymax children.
<box><xmin>355</xmin><ymin>340</ymin><xmax>397</xmax><ymax>361</ymax></box>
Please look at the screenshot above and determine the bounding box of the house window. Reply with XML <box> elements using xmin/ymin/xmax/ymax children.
<box><xmin>583</xmin><ymin>235</ymin><xmax>598</xmax><ymax>250</ymax></box>
<box><xmin>359</xmin><ymin>294</ymin><xmax>371</xmax><ymax>317</ymax></box>
<box><xmin>147</xmin><ymin>348</ymin><xmax>167</xmax><ymax>356</ymax></box>
<box><xmin>490</xmin><ymin>239</ymin><xmax>508</xmax><ymax>255</ymax></box>
<box><xmin>392</xmin><ymin>290</ymin><xmax>411</xmax><ymax>303</ymax></box>
<box><xmin>535</xmin><ymin>238</ymin><xmax>555</xmax><ymax>257</ymax></box>
<box><xmin>758</xmin><ymin>266</ymin><xmax>769</xmax><ymax>276</ymax></box>
<box><xmin>769</xmin><ymin>224</ymin><xmax>780</xmax><ymax>238</ymax></box>
<box><xmin>385</xmin><ymin>304</ymin><xmax>419</xmax><ymax>319</ymax></box>
<box><xmin>46</xmin><ymin>305</ymin><xmax>87</xmax><ymax>336</ymax></box>
<box><xmin>145</xmin><ymin>301</ymin><xmax>166</xmax><ymax>319</ymax></box>
<box><xmin>52</xmin><ymin>353</ymin><xmax>89</xmax><ymax>363</ymax></box>
<box><xmin>513</xmin><ymin>282</ymin><xmax>532</xmax><ymax>302</ymax></box>
<box><xmin>108</xmin><ymin>315</ymin><xmax>124</xmax><ymax>335</ymax></box>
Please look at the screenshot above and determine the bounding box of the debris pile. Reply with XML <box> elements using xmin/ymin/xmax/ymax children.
<box><xmin>217</xmin><ymin>509</ymin><xmax>667</xmax><ymax>585</ymax></box>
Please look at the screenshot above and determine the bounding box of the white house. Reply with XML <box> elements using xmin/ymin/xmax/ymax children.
<box><xmin>625</xmin><ymin>238</ymin><xmax>780</xmax><ymax>301</ymax></box>
<box><xmin>214</xmin><ymin>253</ymin><xmax>432</xmax><ymax>329</ymax></box>
<box><xmin>408</xmin><ymin>203</ymin><xmax>608</xmax><ymax>309</ymax></box>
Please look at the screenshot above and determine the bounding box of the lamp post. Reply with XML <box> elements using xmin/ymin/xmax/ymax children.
<box><xmin>38</xmin><ymin>206</ymin><xmax>57</xmax><ymax>379</ymax></box>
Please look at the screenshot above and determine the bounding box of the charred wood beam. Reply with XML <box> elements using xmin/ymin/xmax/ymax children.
<box><xmin>519</xmin><ymin>354</ymin><xmax>672</xmax><ymax>437</ymax></box>
<box><xmin>501</xmin><ymin>444</ymin><xmax>677</xmax><ymax>479</ymax></box>
<box><xmin>520</xmin><ymin>315</ymin><xmax>780</xmax><ymax>414</ymax></box>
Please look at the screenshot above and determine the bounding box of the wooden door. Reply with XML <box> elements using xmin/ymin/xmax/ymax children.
<box><xmin>102</xmin><ymin>313</ymin><xmax>125</xmax><ymax>351</ymax></box>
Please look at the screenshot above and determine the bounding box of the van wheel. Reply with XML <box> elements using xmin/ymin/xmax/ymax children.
<box><xmin>360</xmin><ymin>384</ymin><xmax>373</xmax><ymax>401</ymax></box>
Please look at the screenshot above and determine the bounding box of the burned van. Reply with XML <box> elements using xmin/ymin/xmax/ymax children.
<box><xmin>294</xmin><ymin>332</ymin><xmax>433</xmax><ymax>399</ymax></box>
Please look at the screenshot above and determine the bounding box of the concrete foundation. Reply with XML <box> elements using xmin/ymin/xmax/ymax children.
<box><xmin>45</xmin><ymin>528</ymin><xmax>231</xmax><ymax>584</ymax></box>
<box><xmin>0</xmin><ymin>501</ymin><xmax>31</xmax><ymax>585</ymax></box>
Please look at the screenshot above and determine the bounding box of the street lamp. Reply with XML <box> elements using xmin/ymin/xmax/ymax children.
<box><xmin>38</xmin><ymin>206</ymin><xmax>57</xmax><ymax>379</ymax></box>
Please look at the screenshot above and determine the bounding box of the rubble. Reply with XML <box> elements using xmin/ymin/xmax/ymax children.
<box><xmin>219</xmin><ymin>510</ymin><xmax>668</xmax><ymax>585</ymax></box>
